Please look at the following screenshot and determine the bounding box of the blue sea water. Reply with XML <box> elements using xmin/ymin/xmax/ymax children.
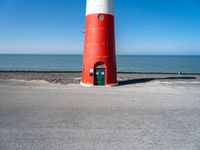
<box><xmin>0</xmin><ymin>54</ymin><xmax>200</xmax><ymax>73</ymax></box>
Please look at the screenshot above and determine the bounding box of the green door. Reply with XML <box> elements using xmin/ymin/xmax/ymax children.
<box><xmin>95</xmin><ymin>68</ymin><xmax>105</xmax><ymax>86</ymax></box>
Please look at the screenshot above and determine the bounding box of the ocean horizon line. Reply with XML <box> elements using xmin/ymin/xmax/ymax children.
<box><xmin>1</xmin><ymin>55</ymin><xmax>200</xmax><ymax>73</ymax></box>
<box><xmin>0</xmin><ymin>54</ymin><xmax>200</xmax><ymax>56</ymax></box>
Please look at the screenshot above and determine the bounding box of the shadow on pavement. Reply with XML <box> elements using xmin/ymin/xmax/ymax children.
<box><xmin>118</xmin><ymin>77</ymin><xmax>196</xmax><ymax>86</ymax></box>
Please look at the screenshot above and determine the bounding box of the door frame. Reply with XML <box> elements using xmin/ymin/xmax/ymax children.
<box><xmin>94</xmin><ymin>62</ymin><xmax>106</xmax><ymax>86</ymax></box>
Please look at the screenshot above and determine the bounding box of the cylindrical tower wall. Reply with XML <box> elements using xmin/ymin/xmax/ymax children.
<box><xmin>82</xmin><ymin>0</ymin><xmax>117</xmax><ymax>86</ymax></box>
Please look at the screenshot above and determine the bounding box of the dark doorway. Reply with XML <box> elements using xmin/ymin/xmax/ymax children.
<box><xmin>94</xmin><ymin>62</ymin><xmax>105</xmax><ymax>86</ymax></box>
<box><xmin>95</xmin><ymin>68</ymin><xmax>105</xmax><ymax>86</ymax></box>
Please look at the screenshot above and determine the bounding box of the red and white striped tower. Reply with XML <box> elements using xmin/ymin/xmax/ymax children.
<box><xmin>81</xmin><ymin>0</ymin><xmax>117</xmax><ymax>86</ymax></box>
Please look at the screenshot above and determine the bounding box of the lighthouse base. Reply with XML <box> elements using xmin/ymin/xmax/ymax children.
<box><xmin>80</xmin><ymin>81</ymin><xmax>118</xmax><ymax>87</ymax></box>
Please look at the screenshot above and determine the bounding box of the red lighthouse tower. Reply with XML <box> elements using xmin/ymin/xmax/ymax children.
<box><xmin>81</xmin><ymin>0</ymin><xmax>117</xmax><ymax>86</ymax></box>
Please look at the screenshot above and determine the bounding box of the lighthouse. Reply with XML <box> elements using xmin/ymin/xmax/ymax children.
<box><xmin>81</xmin><ymin>0</ymin><xmax>117</xmax><ymax>86</ymax></box>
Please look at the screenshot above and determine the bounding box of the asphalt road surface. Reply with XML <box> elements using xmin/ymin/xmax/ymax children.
<box><xmin>0</xmin><ymin>79</ymin><xmax>200</xmax><ymax>150</ymax></box>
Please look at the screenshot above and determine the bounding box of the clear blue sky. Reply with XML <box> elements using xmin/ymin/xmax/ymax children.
<box><xmin>0</xmin><ymin>0</ymin><xmax>200</xmax><ymax>55</ymax></box>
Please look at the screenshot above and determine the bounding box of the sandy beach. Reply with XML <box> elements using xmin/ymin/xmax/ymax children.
<box><xmin>0</xmin><ymin>72</ymin><xmax>200</xmax><ymax>84</ymax></box>
<box><xmin>0</xmin><ymin>72</ymin><xmax>200</xmax><ymax>150</ymax></box>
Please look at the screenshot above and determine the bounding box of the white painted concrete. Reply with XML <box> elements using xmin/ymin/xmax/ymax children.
<box><xmin>86</xmin><ymin>0</ymin><xmax>114</xmax><ymax>16</ymax></box>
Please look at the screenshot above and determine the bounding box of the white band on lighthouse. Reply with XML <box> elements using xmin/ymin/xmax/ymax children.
<box><xmin>86</xmin><ymin>0</ymin><xmax>114</xmax><ymax>16</ymax></box>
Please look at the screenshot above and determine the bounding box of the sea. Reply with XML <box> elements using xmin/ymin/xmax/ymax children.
<box><xmin>0</xmin><ymin>54</ymin><xmax>200</xmax><ymax>73</ymax></box>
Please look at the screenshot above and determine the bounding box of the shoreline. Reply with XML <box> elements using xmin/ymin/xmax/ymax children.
<box><xmin>0</xmin><ymin>70</ymin><xmax>200</xmax><ymax>75</ymax></box>
<box><xmin>0</xmin><ymin>71</ymin><xmax>200</xmax><ymax>85</ymax></box>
